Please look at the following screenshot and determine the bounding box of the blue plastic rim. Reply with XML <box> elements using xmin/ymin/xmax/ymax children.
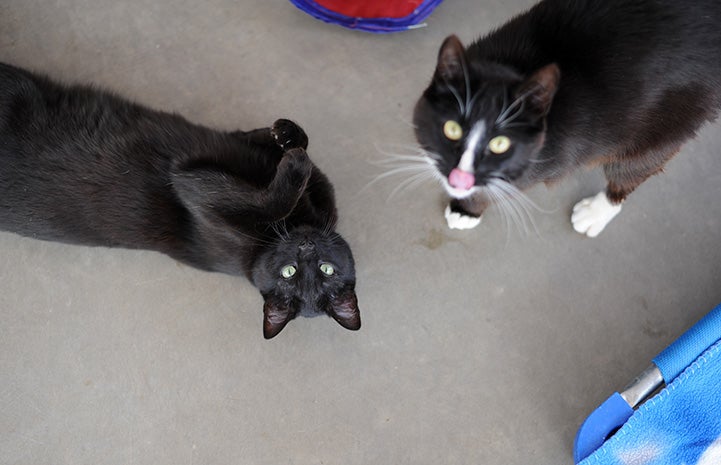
<box><xmin>653</xmin><ymin>303</ymin><xmax>721</xmax><ymax>383</ymax></box>
<box><xmin>288</xmin><ymin>0</ymin><xmax>445</xmax><ymax>33</ymax></box>
<box><xmin>574</xmin><ymin>392</ymin><xmax>634</xmax><ymax>463</ymax></box>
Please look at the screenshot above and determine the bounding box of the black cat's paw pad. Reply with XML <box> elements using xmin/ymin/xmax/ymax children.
<box><xmin>280</xmin><ymin>148</ymin><xmax>313</xmax><ymax>188</ymax></box>
<box><xmin>271</xmin><ymin>119</ymin><xmax>309</xmax><ymax>151</ymax></box>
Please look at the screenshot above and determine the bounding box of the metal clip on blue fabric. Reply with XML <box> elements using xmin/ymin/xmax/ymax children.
<box><xmin>573</xmin><ymin>303</ymin><xmax>721</xmax><ymax>463</ymax></box>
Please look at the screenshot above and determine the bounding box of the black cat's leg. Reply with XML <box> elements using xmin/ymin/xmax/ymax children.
<box><xmin>301</xmin><ymin>167</ymin><xmax>338</xmax><ymax>228</ymax></box>
<box><xmin>572</xmin><ymin>146</ymin><xmax>680</xmax><ymax>237</ymax></box>
<box><xmin>173</xmin><ymin>148</ymin><xmax>313</xmax><ymax>224</ymax></box>
<box><xmin>445</xmin><ymin>194</ymin><xmax>490</xmax><ymax>230</ymax></box>
<box><xmin>235</xmin><ymin>119</ymin><xmax>308</xmax><ymax>151</ymax></box>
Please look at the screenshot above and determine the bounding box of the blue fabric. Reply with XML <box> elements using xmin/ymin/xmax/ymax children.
<box><xmin>288</xmin><ymin>0</ymin><xmax>445</xmax><ymax>33</ymax></box>
<box><xmin>653</xmin><ymin>304</ymin><xmax>721</xmax><ymax>382</ymax></box>
<box><xmin>579</xmin><ymin>339</ymin><xmax>721</xmax><ymax>465</ymax></box>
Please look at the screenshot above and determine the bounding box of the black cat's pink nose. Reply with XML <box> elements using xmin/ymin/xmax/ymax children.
<box><xmin>449</xmin><ymin>168</ymin><xmax>475</xmax><ymax>190</ymax></box>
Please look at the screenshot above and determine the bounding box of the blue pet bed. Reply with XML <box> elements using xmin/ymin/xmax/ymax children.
<box><xmin>575</xmin><ymin>303</ymin><xmax>721</xmax><ymax>465</ymax></box>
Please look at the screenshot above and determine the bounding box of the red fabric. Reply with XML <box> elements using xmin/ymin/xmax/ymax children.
<box><xmin>313</xmin><ymin>0</ymin><xmax>425</xmax><ymax>19</ymax></box>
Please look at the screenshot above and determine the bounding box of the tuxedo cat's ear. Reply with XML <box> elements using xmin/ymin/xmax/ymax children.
<box><xmin>516</xmin><ymin>63</ymin><xmax>561</xmax><ymax>117</ymax></box>
<box><xmin>435</xmin><ymin>35</ymin><xmax>467</xmax><ymax>82</ymax></box>
<box><xmin>263</xmin><ymin>295</ymin><xmax>296</xmax><ymax>339</ymax></box>
<box><xmin>328</xmin><ymin>286</ymin><xmax>361</xmax><ymax>331</ymax></box>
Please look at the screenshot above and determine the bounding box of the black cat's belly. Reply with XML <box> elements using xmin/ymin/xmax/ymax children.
<box><xmin>0</xmin><ymin>62</ymin><xmax>360</xmax><ymax>338</ymax></box>
<box><xmin>414</xmin><ymin>0</ymin><xmax>721</xmax><ymax>236</ymax></box>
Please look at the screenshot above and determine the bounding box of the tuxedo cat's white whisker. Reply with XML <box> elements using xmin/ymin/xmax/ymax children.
<box><xmin>373</xmin><ymin>143</ymin><xmax>430</xmax><ymax>157</ymax></box>
<box><xmin>396</xmin><ymin>115</ymin><xmax>418</xmax><ymax>129</ymax></box>
<box><xmin>467</xmin><ymin>88</ymin><xmax>484</xmax><ymax>116</ymax></box>
<box><xmin>404</xmin><ymin>170</ymin><xmax>438</xmax><ymax>192</ymax></box>
<box><xmin>388</xmin><ymin>170</ymin><xmax>437</xmax><ymax>200</ymax></box>
<box><xmin>443</xmin><ymin>78</ymin><xmax>466</xmax><ymax>115</ymax></box>
<box><xmin>360</xmin><ymin>162</ymin><xmax>435</xmax><ymax>195</ymax></box>
<box><xmin>496</xmin><ymin>87</ymin><xmax>536</xmax><ymax>127</ymax></box>
<box><xmin>488</xmin><ymin>182</ymin><xmax>525</xmax><ymax>235</ymax></box>
<box><xmin>374</xmin><ymin>164</ymin><xmax>435</xmax><ymax>179</ymax></box>
<box><xmin>494</xmin><ymin>177</ymin><xmax>554</xmax><ymax>214</ymax></box>
<box><xmin>373</xmin><ymin>156</ymin><xmax>434</xmax><ymax>167</ymax></box>
<box><xmin>484</xmin><ymin>187</ymin><xmax>513</xmax><ymax>245</ymax></box>
<box><xmin>497</xmin><ymin>99</ymin><xmax>526</xmax><ymax>128</ymax></box>
<box><xmin>372</xmin><ymin>145</ymin><xmax>440</xmax><ymax>166</ymax></box>
<box><xmin>490</xmin><ymin>179</ymin><xmax>541</xmax><ymax>236</ymax></box>
<box><xmin>487</xmin><ymin>184</ymin><xmax>519</xmax><ymax>239</ymax></box>
<box><xmin>461</xmin><ymin>55</ymin><xmax>472</xmax><ymax>118</ymax></box>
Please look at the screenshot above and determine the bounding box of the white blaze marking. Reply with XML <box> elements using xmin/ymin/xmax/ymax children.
<box><xmin>458</xmin><ymin>121</ymin><xmax>485</xmax><ymax>172</ymax></box>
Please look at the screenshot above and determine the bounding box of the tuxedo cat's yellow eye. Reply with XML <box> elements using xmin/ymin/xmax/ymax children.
<box><xmin>281</xmin><ymin>265</ymin><xmax>296</xmax><ymax>279</ymax></box>
<box><xmin>443</xmin><ymin>120</ymin><xmax>463</xmax><ymax>141</ymax></box>
<box><xmin>488</xmin><ymin>135</ymin><xmax>511</xmax><ymax>154</ymax></box>
<box><xmin>320</xmin><ymin>263</ymin><xmax>334</xmax><ymax>276</ymax></box>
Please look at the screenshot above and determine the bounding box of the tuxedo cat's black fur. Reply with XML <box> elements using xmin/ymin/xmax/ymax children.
<box><xmin>0</xmin><ymin>62</ymin><xmax>360</xmax><ymax>339</ymax></box>
<box><xmin>414</xmin><ymin>0</ymin><xmax>721</xmax><ymax>236</ymax></box>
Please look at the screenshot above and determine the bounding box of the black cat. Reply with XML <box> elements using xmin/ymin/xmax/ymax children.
<box><xmin>0</xmin><ymin>62</ymin><xmax>360</xmax><ymax>339</ymax></box>
<box><xmin>414</xmin><ymin>0</ymin><xmax>721</xmax><ymax>236</ymax></box>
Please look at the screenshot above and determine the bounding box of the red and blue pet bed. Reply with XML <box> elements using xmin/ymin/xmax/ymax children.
<box><xmin>289</xmin><ymin>0</ymin><xmax>444</xmax><ymax>33</ymax></box>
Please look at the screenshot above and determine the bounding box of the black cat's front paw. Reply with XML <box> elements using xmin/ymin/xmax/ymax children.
<box><xmin>271</xmin><ymin>119</ymin><xmax>309</xmax><ymax>151</ymax></box>
<box><xmin>278</xmin><ymin>148</ymin><xmax>313</xmax><ymax>191</ymax></box>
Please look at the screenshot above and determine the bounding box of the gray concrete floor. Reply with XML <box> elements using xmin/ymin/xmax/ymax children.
<box><xmin>2</xmin><ymin>1</ymin><xmax>721</xmax><ymax>464</ymax></box>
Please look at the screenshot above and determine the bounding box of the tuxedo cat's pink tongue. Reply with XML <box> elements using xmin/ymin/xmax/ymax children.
<box><xmin>449</xmin><ymin>168</ymin><xmax>475</xmax><ymax>190</ymax></box>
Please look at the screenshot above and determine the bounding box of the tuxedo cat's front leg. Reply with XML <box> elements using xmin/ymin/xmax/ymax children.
<box><xmin>572</xmin><ymin>146</ymin><xmax>679</xmax><ymax>237</ymax></box>
<box><xmin>445</xmin><ymin>194</ymin><xmax>489</xmax><ymax>230</ymax></box>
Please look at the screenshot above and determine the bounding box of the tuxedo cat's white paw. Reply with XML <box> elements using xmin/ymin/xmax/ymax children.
<box><xmin>445</xmin><ymin>205</ymin><xmax>482</xmax><ymax>230</ymax></box>
<box><xmin>572</xmin><ymin>191</ymin><xmax>622</xmax><ymax>238</ymax></box>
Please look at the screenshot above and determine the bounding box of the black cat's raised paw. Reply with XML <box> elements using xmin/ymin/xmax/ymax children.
<box><xmin>277</xmin><ymin>148</ymin><xmax>313</xmax><ymax>190</ymax></box>
<box><xmin>271</xmin><ymin>119</ymin><xmax>309</xmax><ymax>151</ymax></box>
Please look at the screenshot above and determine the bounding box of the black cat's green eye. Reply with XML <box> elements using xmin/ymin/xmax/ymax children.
<box><xmin>488</xmin><ymin>135</ymin><xmax>511</xmax><ymax>154</ymax></box>
<box><xmin>443</xmin><ymin>120</ymin><xmax>463</xmax><ymax>141</ymax></box>
<box><xmin>320</xmin><ymin>263</ymin><xmax>334</xmax><ymax>276</ymax></box>
<box><xmin>281</xmin><ymin>265</ymin><xmax>297</xmax><ymax>279</ymax></box>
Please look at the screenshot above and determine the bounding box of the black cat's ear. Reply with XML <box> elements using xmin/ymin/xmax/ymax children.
<box><xmin>435</xmin><ymin>35</ymin><xmax>467</xmax><ymax>82</ymax></box>
<box><xmin>328</xmin><ymin>286</ymin><xmax>361</xmax><ymax>331</ymax></box>
<box><xmin>263</xmin><ymin>295</ymin><xmax>296</xmax><ymax>339</ymax></box>
<box><xmin>516</xmin><ymin>63</ymin><xmax>561</xmax><ymax>117</ymax></box>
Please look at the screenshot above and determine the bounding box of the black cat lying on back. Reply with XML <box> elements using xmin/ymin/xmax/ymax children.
<box><xmin>0</xmin><ymin>62</ymin><xmax>360</xmax><ymax>339</ymax></box>
<box><xmin>414</xmin><ymin>0</ymin><xmax>721</xmax><ymax>237</ymax></box>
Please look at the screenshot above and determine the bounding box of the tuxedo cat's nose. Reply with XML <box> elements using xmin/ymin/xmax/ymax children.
<box><xmin>449</xmin><ymin>168</ymin><xmax>475</xmax><ymax>190</ymax></box>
